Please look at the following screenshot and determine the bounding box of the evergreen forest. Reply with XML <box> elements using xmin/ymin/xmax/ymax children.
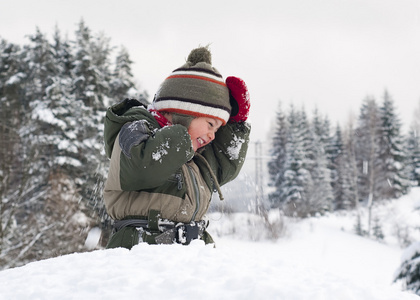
<box><xmin>267</xmin><ymin>94</ymin><xmax>420</xmax><ymax>219</ymax></box>
<box><xmin>0</xmin><ymin>20</ymin><xmax>147</xmax><ymax>269</ymax></box>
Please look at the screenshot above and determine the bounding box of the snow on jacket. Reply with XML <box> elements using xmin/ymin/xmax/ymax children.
<box><xmin>103</xmin><ymin>99</ymin><xmax>251</xmax><ymax>223</ymax></box>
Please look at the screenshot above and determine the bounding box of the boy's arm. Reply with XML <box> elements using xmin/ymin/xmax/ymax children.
<box><xmin>200</xmin><ymin>76</ymin><xmax>251</xmax><ymax>186</ymax></box>
<box><xmin>105</xmin><ymin>99</ymin><xmax>194</xmax><ymax>191</ymax></box>
<box><xmin>201</xmin><ymin>121</ymin><xmax>251</xmax><ymax>186</ymax></box>
<box><xmin>118</xmin><ymin>122</ymin><xmax>194</xmax><ymax>191</ymax></box>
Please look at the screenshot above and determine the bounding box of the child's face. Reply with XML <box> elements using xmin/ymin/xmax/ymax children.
<box><xmin>188</xmin><ymin>117</ymin><xmax>223</xmax><ymax>151</ymax></box>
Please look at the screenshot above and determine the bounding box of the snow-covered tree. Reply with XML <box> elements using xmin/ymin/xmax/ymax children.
<box><xmin>377</xmin><ymin>91</ymin><xmax>410</xmax><ymax>199</ymax></box>
<box><xmin>406</xmin><ymin>100</ymin><xmax>420</xmax><ymax>187</ymax></box>
<box><xmin>308</xmin><ymin>109</ymin><xmax>333</xmax><ymax>213</ymax></box>
<box><xmin>394</xmin><ymin>241</ymin><xmax>420</xmax><ymax>296</ymax></box>
<box><xmin>342</xmin><ymin>119</ymin><xmax>360</xmax><ymax>209</ymax></box>
<box><xmin>268</xmin><ymin>104</ymin><xmax>334</xmax><ymax>216</ymax></box>
<box><xmin>330</xmin><ymin>124</ymin><xmax>347</xmax><ymax>209</ymax></box>
<box><xmin>52</xmin><ymin>26</ymin><xmax>73</xmax><ymax>78</ymax></box>
<box><xmin>275</xmin><ymin>105</ymin><xmax>307</xmax><ymax>216</ymax></box>
<box><xmin>275</xmin><ymin>106</ymin><xmax>318</xmax><ymax>217</ymax></box>
<box><xmin>72</xmin><ymin>19</ymin><xmax>110</xmax><ymax>108</ymax></box>
<box><xmin>268</xmin><ymin>103</ymin><xmax>288</xmax><ymax>208</ymax></box>
<box><xmin>0</xmin><ymin>38</ymin><xmax>27</xmax><ymax>260</ymax></box>
<box><xmin>354</xmin><ymin>97</ymin><xmax>385</xmax><ymax>236</ymax></box>
<box><xmin>110</xmin><ymin>46</ymin><xmax>136</xmax><ymax>102</ymax></box>
<box><xmin>23</xmin><ymin>28</ymin><xmax>57</xmax><ymax>102</ymax></box>
<box><xmin>355</xmin><ymin>97</ymin><xmax>383</xmax><ymax>204</ymax></box>
<box><xmin>0</xmin><ymin>28</ymin><xmax>95</xmax><ymax>268</ymax></box>
<box><xmin>0</xmin><ymin>21</ymin><xmax>141</xmax><ymax>269</ymax></box>
<box><xmin>406</xmin><ymin>128</ymin><xmax>420</xmax><ymax>186</ymax></box>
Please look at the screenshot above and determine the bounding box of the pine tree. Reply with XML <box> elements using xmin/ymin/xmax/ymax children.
<box><xmin>342</xmin><ymin>120</ymin><xmax>360</xmax><ymax>210</ymax></box>
<box><xmin>0</xmin><ymin>39</ymin><xmax>25</xmax><ymax>258</ymax></box>
<box><xmin>23</xmin><ymin>28</ymin><xmax>57</xmax><ymax>102</ymax></box>
<box><xmin>377</xmin><ymin>91</ymin><xmax>410</xmax><ymax>199</ymax></box>
<box><xmin>0</xmin><ymin>39</ymin><xmax>24</xmax><ymax>104</ymax></box>
<box><xmin>406</xmin><ymin>100</ymin><xmax>420</xmax><ymax>187</ymax></box>
<box><xmin>372</xmin><ymin>215</ymin><xmax>384</xmax><ymax>241</ymax></box>
<box><xmin>0</xmin><ymin>32</ymin><xmax>51</xmax><ymax>267</ymax></box>
<box><xmin>355</xmin><ymin>97</ymin><xmax>382</xmax><ymax>203</ymax></box>
<box><xmin>342</xmin><ymin>116</ymin><xmax>364</xmax><ymax>231</ymax></box>
<box><xmin>278</xmin><ymin>105</ymin><xmax>303</xmax><ymax>214</ymax></box>
<box><xmin>354</xmin><ymin>214</ymin><xmax>365</xmax><ymax>236</ymax></box>
<box><xmin>110</xmin><ymin>46</ymin><xmax>136</xmax><ymax>102</ymax></box>
<box><xmin>72</xmin><ymin>19</ymin><xmax>105</xmax><ymax>108</ymax></box>
<box><xmin>0</xmin><ymin>38</ymin><xmax>23</xmax><ymax>160</ymax></box>
<box><xmin>330</xmin><ymin>124</ymin><xmax>347</xmax><ymax>209</ymax></box>
<box><xmin>298</xmin><ymin>108</ymin><xmax>315</xmax><ymax>173</ymax></box>
<box><xmin>268</xmin><ymin>103</ymin><xmax>288</xmax><ymax>208</ymax></box>
<box><xmin>278</xmin><ymin>105</ymin><xmax>313</xmax><ymax>217</ymax></box>
<box><xmin>394</xmin><ymin>242</ymin><xmax>420</xmax><ymax>296</ymax></box>
<box><xmin>52</xmin><ymin>26</ymin><xmax>73</xmax><ymax>78</ymax></box>
<box><xmin>355</xmin><ymin>97</ymin><xmax>385</xmax><ymax>236</ymax></box>
<box><xmin>406</xmin><ymin>128</ymin><xmax>420</xmax><ymax>186</ymax></box>
<box><xmin>308</xmin><ymin>109</ymin><xmax>333</xmax><ymax>214</ymax></box>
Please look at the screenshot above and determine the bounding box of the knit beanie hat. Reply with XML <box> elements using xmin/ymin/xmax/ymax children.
<box><xmin>153</xmin><ymin>47</ymin><xmax>231</xmax><ymax>127</ymax></box>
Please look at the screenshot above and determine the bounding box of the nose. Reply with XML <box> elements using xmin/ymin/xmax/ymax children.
<box><xmin>208</xmin><ymin>131</ymin><xmax>215</xmax><ymax>141</ymax></box>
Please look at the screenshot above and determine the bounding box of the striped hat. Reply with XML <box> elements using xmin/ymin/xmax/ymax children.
<box><xmin>153</xmin><ymin>47</ymin><xmax>231</xmax><ymax>126</ymax></box>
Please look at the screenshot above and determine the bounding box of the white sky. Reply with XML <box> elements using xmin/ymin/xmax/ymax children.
<box><xmin>1</xmin><ymin>0</ymin><xmax>420</xmax><ymax>142</ymax></box>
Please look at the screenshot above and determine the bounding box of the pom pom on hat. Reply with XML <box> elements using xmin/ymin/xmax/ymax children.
<box><xmin>187</xmin><ymin>47</ymin><xmax>212</xmax><ymax>65</ymax></box>
<box><xmin>153</xmin><ymin>47</ymin><xmax>231</xmax><ymax>126</ymax></box>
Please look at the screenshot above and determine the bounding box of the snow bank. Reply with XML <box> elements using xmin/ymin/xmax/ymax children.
<box><xmin>1</xmin><ymin>189</ymin><xmax>419</xmax><ymax>299</ymax></box>
<box><xmin>0</xmin><ymin>233</ymin><xmax>417</xmax><ymax>299</ymax></box>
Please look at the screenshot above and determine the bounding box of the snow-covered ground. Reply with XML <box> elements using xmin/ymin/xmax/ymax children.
<box><xmin>0</xmin><ymin>189</ymin><xmax>420</xmax><ymax>300</ymax></box>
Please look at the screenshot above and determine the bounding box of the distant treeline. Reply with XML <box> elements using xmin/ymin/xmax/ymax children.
<box><xmin>268</xmin><ymin>93</ymin><xmax>420</xmax><ymax>221</ymax></box>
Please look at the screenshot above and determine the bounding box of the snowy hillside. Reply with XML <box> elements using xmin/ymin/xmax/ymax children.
<box><xmin>0</xmin><ymin>189</ymin><xmax>419</xmax><ymax>300</ymax></box>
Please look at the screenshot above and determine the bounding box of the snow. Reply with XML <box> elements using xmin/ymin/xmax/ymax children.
<box><xmin>58</xmin><ymin>140</ymin><xmax>78</xmax><ymax>153</ymax></box>
<box><xmin>400</xmin><ymin>241</ymin><xmax>420</xmax><ymax>265</ymax></box>
<box><xmin>227</xmin><ymin>135</ymin><xmax>245</xmax><ymax>160</ymax></box>
<box><xmin>31</xmin><ymin>100</ymin><xmax>67</xmax><ymax>129</ymax></box>
<box><xmin>152</xmin><ymin>141</ymin><xmax>169</xmax><ymax>162</ymax></box>
<box><xmin>84</xmin><ymin>227</ymin><xmax>102</xmax><ymax>250</ymax></box>
<box><xmin>0</xmin><ymin>191</ymin><xmax>420</xmax><ymax>299</ymax></box>
<box><xmin>5</xmin><ymin>72</ymin><xmax>25</xmax><ymax>85</ymax></box>
<box><xmin>54</xmin><ymin>156</ymin><xmax>82</xmax><ymax>167</ymax></box>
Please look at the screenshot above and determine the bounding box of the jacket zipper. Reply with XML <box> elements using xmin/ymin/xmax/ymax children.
<box><xmin>175</xmin><ymin>173</ymin><xmax>183</xmax><ymax>190</ymax></box>
<box><xmin>187</xmin><ymin>165</ymin><xmax>200</xmax><ymax>222</ymax></box>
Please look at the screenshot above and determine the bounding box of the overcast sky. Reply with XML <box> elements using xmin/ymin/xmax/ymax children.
<box><xmin>1</xmin><ymin>0</ymin><xmax>420</xmax><ymax>143</ymax></box>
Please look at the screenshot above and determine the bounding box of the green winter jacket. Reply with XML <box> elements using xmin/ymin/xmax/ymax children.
<box><xmin>103</xmin><ymin>98</ymin><xmax>250</xmax><ymax>225</ymax></box>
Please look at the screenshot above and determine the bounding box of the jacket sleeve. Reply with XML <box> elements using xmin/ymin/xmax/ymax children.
<box><xmin>104</xmin><ymin>99</ymin><xmax>149</xmax><ymax>159</ymax></box>
<box><xmin>200</xmin><ymin>121</ymin><xmax>251</xmax><ymax>187</ymax></box>
<box><xmin>104</xmin><ymin>99</ymin><xmax>194</xmax><ymax>191</ymax></box>
<box><xmin>118</xmin><ymin>123</ymin><xmax>194</xmax><ymax>191</ymax></box>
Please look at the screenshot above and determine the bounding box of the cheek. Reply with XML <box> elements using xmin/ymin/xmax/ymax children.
<box><xmin>188</xmin><ymin>128</ymin><xmax>200</xmax><ymax>141</ymax></box>
<box><xmin>187</xmin><ymin>128</ymin><xmax>195</xmax><ymax>138</ymax></box>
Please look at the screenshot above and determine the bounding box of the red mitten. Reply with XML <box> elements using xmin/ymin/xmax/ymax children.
<box><xmin>226</xmin><ymin>76</ymin><xmax>250</xmax><ymax>123</ymax></box>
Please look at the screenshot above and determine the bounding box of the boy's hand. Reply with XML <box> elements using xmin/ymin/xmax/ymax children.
<box><xmin>226</xmin><ymin>76</ymin><xmax>250</xmax><ymax>123</ymax></box>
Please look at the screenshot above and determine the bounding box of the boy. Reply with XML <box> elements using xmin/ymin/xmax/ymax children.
<box><xmin>103</xmin><ymin>47</ymin><xmax>251</xmax><ymax>248</ymax></box>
